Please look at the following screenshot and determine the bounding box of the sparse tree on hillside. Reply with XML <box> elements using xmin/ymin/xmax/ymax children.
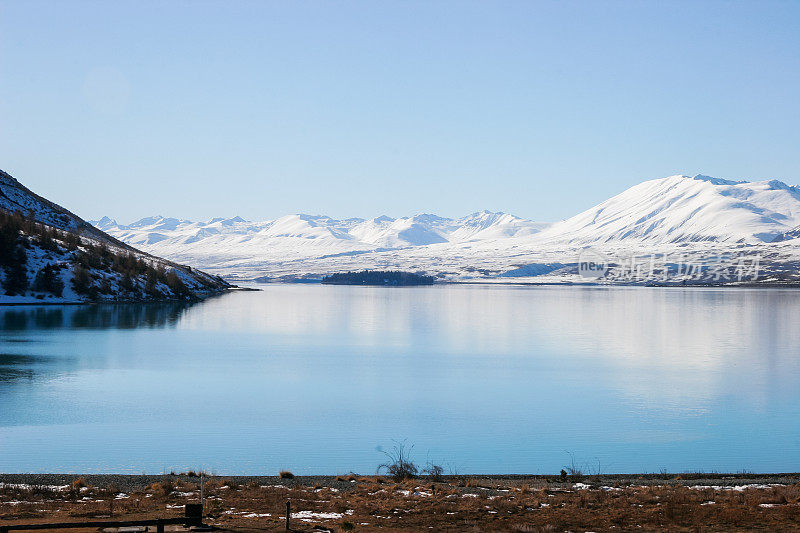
<box><xmin>0</xmin><ymin>212</ymin><xmax>22</xmax><ymax>265</ymax></box>
<box><xmin>71</xmin><ymin>265</ymin><xmax>95</xmax><ymax>297</ymax></box>
<box><xmin>119</xmin><ymin>273</ymin><xmax>134</xmax><ymax>292</ymax></box>
<box><xmin>145</xmin><ymin>268</ymin><xmax>160</xmax><ymax>296</ymax></box>
<box><xmin>37</xmin><ymin>227</ymin><xmax>59</xmax><ymax>252</ymax></box>
<box><xmin>165</xmin><ymin>270</ymin><xmax>189</xmax><ymax>298</ymax></box>
<box><xmin>3</xmin><ymin>245</ymin><xmax>29</xmax><ymax>296</ymax></box>
<box><xmin>33</xmin><ymin>264</ymin><xmax>65</xmax><ymax>297</ymax></box>
<box><xmin>62</xmin><ymin>232</ymin><xmax>81</xmax><ymax>250</ymax></box>
<box><xmin>98</xmin><ymin>276</ymin><xmax>113</xmax><ymax>294</ymax></box>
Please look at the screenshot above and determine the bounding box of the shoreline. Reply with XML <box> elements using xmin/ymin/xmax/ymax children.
<box><xmin>2</xmin><ymin>472</ymin><xmax>799</xmax><ymax>531</ymax></box>
<box><xmin>0</xmin><ymin>286</ymin><xmax>251</xmax><ymax>306</ymax></box>
<box><xmin>238</xmin><ymin>278</ymin><xmax>800</xmax><ymax>288</ymax></box>
<box><xmin>5</xmin><ymin>282</ymin><xmax>799</xmax><ymax>306</ymax></box>
<box><xmin>2</xmin><ymin>472</ymin><xmax>799</xmax><ymax>492</ymax></box>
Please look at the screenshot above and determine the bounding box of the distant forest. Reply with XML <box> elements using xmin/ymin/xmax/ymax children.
<box><xmin>321</xmin><ymin>270</ymin><xmax>435</xmax><ymax>286</ymax></box>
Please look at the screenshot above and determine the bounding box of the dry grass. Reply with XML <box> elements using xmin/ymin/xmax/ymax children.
<box><xmin>1</xmin><ymin>477</ymin><xmax>800</xmax><ymax>531</ymax></box>
<box><xmin>146</xmin><ymin>480</ymin><xmax>175</xmax><ymax>498</ymax></box>
<box><xmin>70</xmin><ymin>477</ymin><xmax>88</xmax><ymax>490</ymax></box>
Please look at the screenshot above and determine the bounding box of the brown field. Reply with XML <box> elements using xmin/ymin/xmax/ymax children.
<box><xmin>1</xmin><ymin>474</ymin><xmax>800</xmax><ymax>532</ymax></box>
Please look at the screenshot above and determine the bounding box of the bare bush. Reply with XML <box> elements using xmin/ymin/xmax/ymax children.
<box><xmin>377</xmin><ymin>439</ymin><xmax>419</xmax><ymax>482</ymax></box>
<box><xmin>423</xmin><ymin>462</ymin><xmax>445</xmax><ymax>482</ymax></box>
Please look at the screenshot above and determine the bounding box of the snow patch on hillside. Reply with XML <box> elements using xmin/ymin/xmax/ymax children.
<box><xmin>1</xmin><ymin>168</ymin><xmax>229</xmax><ymax>303</ymax></box>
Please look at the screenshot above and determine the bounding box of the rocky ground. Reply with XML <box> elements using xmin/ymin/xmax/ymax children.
<box><xmin>1</xmin><ymin>473</ymin><xmax>800</xmax><ymax>531</ymax></box>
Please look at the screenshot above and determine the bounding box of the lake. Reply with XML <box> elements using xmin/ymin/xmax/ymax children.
<box><xmin>1</xmin><ymin>284</ymin><xmax>799</xmax><ymax>475</ymax></box>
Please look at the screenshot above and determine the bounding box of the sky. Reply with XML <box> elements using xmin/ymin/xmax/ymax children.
<box><xmin>1</xmin><ymin>1</ymin><xmax>799</xmax><ymax>224</ymax></box>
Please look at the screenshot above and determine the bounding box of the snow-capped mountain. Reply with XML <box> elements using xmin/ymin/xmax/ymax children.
<box><xmin>91</xmin><ymin>211</ymin><xmax>550</xmax><ymax>265</ymax></box>
<box><xmin>92</xmin><ymin>174</ymin><xmax>800</xmax><ymax>282</ymax></box>
<box><xmin>535</xmin><ymin>175</ymin><xmax>800</xmax><ymax>245</ymax></box>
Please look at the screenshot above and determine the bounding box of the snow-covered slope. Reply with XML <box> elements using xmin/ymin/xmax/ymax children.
<box><xmin>0</xmin><ymin>168</ymin><xmax>229</xmax><ymax>302</ymax></box>
<box><xmin>0</xmin><ymin>169</ymin><xmax>126</xmax><ymax>245</ymax></box>
<box><xmin>91</xmin><ymin>210</ymin><xmax>550</xmax><ymax>271</ymax></box>
<box><xmin>92</xmin><ymin>174</ymin><xmax>800</xmax><ymax>283</ymax></box>
<box><xmin>536</xmin><ymin>175</ymin><xmax>800</xmax><ymax>245</ymax></box>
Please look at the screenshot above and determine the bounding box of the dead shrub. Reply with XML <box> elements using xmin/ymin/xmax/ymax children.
<box><xmin>148</xmin><ymin>480</ymin><xmax>175</xmax><ymax>498</ymax></box>
<box><xmin>27</xmin><ymin>485</ymin><xmax>61</xmax><ymax>500</ymax></box>
<box><xmin>224</xmin><ymin>478</ymin><xmax>241</xmax><ymax>490</ymax></box>
<box><xmin>423</xmin><ymin>462</ymin><xmax>445</xmax><ymax>482</ymax></box>
<box><xmin>377</xmin><ymin>440</ymin><xmax>418</xmax><ymax>482</ymax></box>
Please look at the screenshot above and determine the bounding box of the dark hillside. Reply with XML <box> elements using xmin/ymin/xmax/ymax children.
<box><xmin>0</xmin><ymin>169</ymin><xmax>229</xmax><ymax>302</ymax></box>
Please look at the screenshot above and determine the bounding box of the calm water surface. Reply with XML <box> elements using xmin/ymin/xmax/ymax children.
<box><xmin>1</xmin><ymin>284</ymin><xmax>799</xmax><ymax>474</ymax></box>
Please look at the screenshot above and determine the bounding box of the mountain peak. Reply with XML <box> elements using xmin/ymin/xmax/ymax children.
<box><xmin>539</xmin><ymin>173</ymin><xmax>800</xmax><ymax>245</ymax></box>
<box><xmin>90</xmin><ymin>216</ymin><xmax>119</xmax><ymax>230</ymax></box>
<box><xmin>689</xmin><ymin>174</ymin><xmax>746</xmax><ymax>186</ymax></box>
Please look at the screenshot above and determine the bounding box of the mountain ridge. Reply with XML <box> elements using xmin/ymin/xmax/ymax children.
<box><xmin>533</xmin><ymin>174</ymin><xmax>800</xmax><ymax>246</ymax></box>
<box><xmin>90</xmin><ymin>174</ymin><xmax>800</xmax><ymax>282</ymax></box>
<box><xmin>93</xmin><ymin>210</ymin><xmax>550</xmax><ymax>247</ymax></box>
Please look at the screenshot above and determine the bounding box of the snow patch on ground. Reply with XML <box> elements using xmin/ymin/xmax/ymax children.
<box><xmin>0</xmin><ymin>483</ymin><xmax>70</xmax><ymax>491</ymax></box>
<box><xmin>688</xmin><ymin>484</ymin><xmax>783</xmax><ymax>491</ymax></box>
<box><xmin>291</xmin><ymin>510</ymin><xmax>353</xmax><ymax>522</ymax></box>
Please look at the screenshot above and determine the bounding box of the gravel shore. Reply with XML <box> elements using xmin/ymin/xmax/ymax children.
<box><xmin>3</xmin><ymin>472</ymin><xmax>800</xmax><ymax>531</ymax></box>
<box><xmin>1</xmin><ymin>472</ymin><xmax>798</xmax><ymax>494</ymax></box>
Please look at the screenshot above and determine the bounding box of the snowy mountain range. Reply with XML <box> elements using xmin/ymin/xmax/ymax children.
<box><xmin>92</xmin><ymin>210</ymin><xmax>549</xmax><ymax>255</ymax></box>
<box><xmin>92</xmin><ymin>174</ymin><xmax>800</xmax><ymax>283</ymax></box>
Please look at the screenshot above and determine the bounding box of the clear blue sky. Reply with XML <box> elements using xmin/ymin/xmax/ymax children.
<box><xmin>1</xmin><ymin>1</ymin><xmax>798</xmax><ymax>223</ymax></box>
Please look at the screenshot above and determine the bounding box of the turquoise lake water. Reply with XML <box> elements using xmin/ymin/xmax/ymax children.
<box><xmin>1</xmin><ymin>284</ymin><xmax>798</xmax><ymax>475</ymax></box>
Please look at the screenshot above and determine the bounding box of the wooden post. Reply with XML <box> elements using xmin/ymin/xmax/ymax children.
<box><xmin>156</xmin><ymin>519</ymin><xmax>165</xmax><ymax>533</ymax></box>
<box><xmin>285</xmin><ymin>499</ymin><xmax>291</xmax><ymax>531</ymax></box>
<box><xmin>184</xmin><ymin>503</ymin><xmax>203</xmax><ymax>527</ymax></box>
